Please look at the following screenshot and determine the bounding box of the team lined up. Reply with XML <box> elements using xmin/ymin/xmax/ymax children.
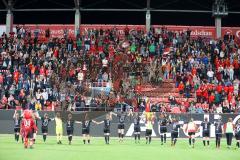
<box><xmin>13</xmin><ymin>110</ymin><xmax>240</xmax><ymax>149</ymax></box>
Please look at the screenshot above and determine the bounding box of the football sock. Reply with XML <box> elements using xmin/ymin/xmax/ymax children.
<box><xmin>83</xmin><ymin>140</ymin><xmax>86</xmax><ymax>144</ymax></box>
<box><xmin>203</xmin><ymin>140</ymin><xmax>206</xmax><ymax>146</ymax></box>
<box><xmin>43</xmin><ymin>135</ymin><xmax>47</xmax><ymax>142</ymax></box>
<box><xmin>105</xmin><ymin>136</ymin><xmax>107</xmax><ymax>144</ymax></box>
<box><xmin>14</xmin><ymin>134</ymin><xmax>17</xmax><ymax>141</ymax></box>
<box><xmin>174</xmin><ymin>139</ymin><xmax>177</xmax><ymax>145</ymax></box>
<box><xmin>149</xmin><ymin>137</ymin><xmax>152</xmax><ymax>144</ymax></box>
<box><xmin>138</xmin><ymin>134</ymin><xmax>140</xmax><ymax>140</ymax></box>
<box><xmin>107</xmin><ymin>136</ymin><xmax>110</xmax><ymax>143</ymax></box>
<box><xmin>207</xmin><ymin>140</ymin><xmax>209</xmax><ymax>146</ymax></box>
<box><xmin>134</xmin><ymin>134</ymin><xmax>137</xmax><ymax>141</ymax></box>
<box><xmin>236</xmin><ymin>142</ymin><xmax>239</xmax><ymax>148</ymax></box>
<box><xmin>164</xmin><ymin>134</ymin><xmax>166</xmax><ymax>143</ymax></box>
<box><xmin>161</xmin><ymin>135</ymin><xmax>163</xmax><ymax>143</ymax></box>
<box><xmin>118</xmin><ymin>133</ymin><xmax>121</xmax><ymax>138</ymax></box>
<box><xmin>192</xmin><ymin>139</ymin><xmax>195</xmax><ymax>144</ymax></box>
<box><xmin>87</xmin><ymin>140</ymin><xmax>90</xmax><ymax>144</ymax></box>
<box><xmin>189</xmin><ymin>138</ymin><xmax>192</xmax><ymax>145</ymax></box>
<box><xmin>16</xmin><ymin>134</ymin><xmax>19</xmax><ymax>142</ymax></box>
<box><xmin>218</xmin><ymin>139</ymin><xmax>221</xmax><ymax>147</ymax></box>
<box><xmin>121</xmin><ymin>134</ymin><xmax>124</xmax><ymax>139</ymax></box>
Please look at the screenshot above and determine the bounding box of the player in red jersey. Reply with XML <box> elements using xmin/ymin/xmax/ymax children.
<box><xmin>21</xmin><ymin>110</ymin><xmax>38</xmax><ymax>149</ymax></box>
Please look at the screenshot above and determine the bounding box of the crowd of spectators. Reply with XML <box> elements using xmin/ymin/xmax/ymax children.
<box><xmin>0</xmin><ymin>25</ymin><xmax>239</xmax><ymax>113</ymax></box>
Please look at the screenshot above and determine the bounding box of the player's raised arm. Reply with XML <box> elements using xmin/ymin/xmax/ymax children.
<box><xmin>92</xmin><ymin>120</ymin><xmax>98</xmax><ymax>124</ymax></box>
<box><xmin>13</xmin><ymin>110</ymin><xmax>17</xmax><ymax>119</ymax></box>
<box><xmin>110</xmin><ymin>112</ymin><xmax>117</xmax><ymax>117</ymax></box>
<box><xmin>75</xmin><ymin>121</ymin><xmax>82</xmax><ymax>124</ymax></box>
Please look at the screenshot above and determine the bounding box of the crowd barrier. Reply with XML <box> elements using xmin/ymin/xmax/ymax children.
<box><xmin>0</xmin><ymin>110</ymin><xmax>239</xmax><ymax>138</ymax></box>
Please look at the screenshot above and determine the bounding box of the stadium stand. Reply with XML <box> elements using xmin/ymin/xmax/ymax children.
<box><xmin>0</xmin><ymin>26</ymin><xmax>239</xmax><ymax>113</ymax></box>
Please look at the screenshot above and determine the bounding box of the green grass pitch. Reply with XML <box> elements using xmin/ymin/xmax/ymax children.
<box><xmin>0</xmin><ymin>135</ymin><xmax>239</xmax><ymax>160</ymax></box>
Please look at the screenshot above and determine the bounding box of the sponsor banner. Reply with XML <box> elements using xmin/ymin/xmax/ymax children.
<box><xmin>0</xmin><ymin>110</ymin><xmax>240</xmax><ymax>138</ymax></box>
<box><xmin>153</xmin><ymin>25</ymin><xmax>216</xmax><ymax>38</ymax></box>
<box><xmin>1</xmin><ymin>24</ymin><xmax>240</xmax><ymax>39</ymax></box>
<box><xmin>222</xmin><ymin>27</ymin><xmax>240</xmax><ymax>39</ymax></box>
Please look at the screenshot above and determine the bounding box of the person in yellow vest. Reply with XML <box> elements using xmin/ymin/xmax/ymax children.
<box><xmin>53</xmin><ymin>112</ymin><xmax>63</xmax><ymax>144</ymax></box>
<box><xmin>224</xmin><ymin>118</ymin><xmax>235</xmax><ymax>148</ymax></box>
<box><xmin>186</xmin><ymin>118</ymin><xmax>198</xmax><ymax>148</ymax></box>
<box><xmin>35</xmin><ymin>101</ymin><xmax>42</xmax><ymax>111</ymax></box>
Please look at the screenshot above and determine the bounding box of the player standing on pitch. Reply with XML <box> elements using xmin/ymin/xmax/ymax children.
<box><xmin>13</xmin><ymin>110</ymin><xmax>22</xmax><ymax>143</ymax></box>
<box><xmin>186</xmin><ymin>118</ymin><xmax>198</xmax><ymax>148</ymax></box>
<box><xmin>201</xmin><ymin>117</ymin><xmax>211</xmax><ymax>147</ymax></box>
<box><xmin>169</xmin><ymin>117</ymin><xmax>181</xmax><ymax>147</ymax></box>
<box><xmin>40</xmin><ymin>113</ymin><xmax>53</xmax><ymax>142</ymax></box>
<box><xmin>235</xmin><ymin>119</ymin><xmax>240</xmax><ymax>149</ymax></box>
<box><xmin>96</xmin><ymin>113</ymin><xmax>112</xmax><ymax>144</ymax></box>
<box><xmin>21</xmin><ymin>110</ymin><xmax>38</xmax><ymax>149</ymax></box>
<box><xmin>224</xmin><ymin>118</ymin><xmax>235</xmax><ymax>149</ymax></box>
<box><xmin>145</xmin><ymin>114</ymin><xmax>154</xmax><ymax>144</ymax></box>
<box><xmin>66</xmin><ymin>114</ymin><xmax>75</xmax><ymax>145</ymax></box>
<box><xmin>158</xmin><ymin>113</ymin><xmax>169</xmax><ymax>145</ymax></box>
<box><xmin>214</xmin><ymin>117</ymin><xmax>223</xmax><ymax>149</ymax></box>
<box><xmin>54</xmin><ymin>112</ymin><xmax>63</xmax><ymax>144</ymax></box>
<box><xmin>111</xmin><ymin>111</ymin><xmax>130</xmax><ymax>142</ymax></box>
<box><xmin>32</xmin><ymin>111</ymin><xmax>40</xmax><ymax>143</ymax></box>
<box><xmin>76</xmin><ymin>114</ymin><xmax>98</xmax><ymax>144</ymax></box>
<box><xmin>133</xmin><ymin>112</ymin><xmax>142</xmax><ymax>143</ymax></box>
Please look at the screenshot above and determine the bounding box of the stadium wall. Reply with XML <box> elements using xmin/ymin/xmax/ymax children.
<box><xmin>0</xmin><ymin>24</ymin><xmax>240</xmax><ymax>39</ymax></box>
<box><xmin>0</xmin><ymin>110</ymin><xmax>239</xmax><ymax>138</ymax></box>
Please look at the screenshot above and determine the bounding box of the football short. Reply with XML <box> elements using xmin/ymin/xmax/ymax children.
<box><xmin>216</xmin><ymin>133</ymin><xmax>222</xmax><ymax>138</ymax></box>
<box><xmin>235</xmin><ymin>134</ymin><xmax>240</xmax><ymax>140</ymax></box>
<box><xmin>14</xmin><ymin>127</ymin><xmax>20</xmax><ymax>133</ymax></box>
<box><xmin>42</xmin><ymin>127</ymin><xmax>48</xmax><ymax>134</ymax></box>
<box><xmin>202</xmin><ymin>131</ymin><xmax>210</xmax><ymax>137</ymax></box>
<box><xmin>23</xmin><ymin>131</ymin><xmax>33</xmax><ymax>139</ymax></box>
<box><xmin>104</xmin><ymin>128</ymin><xmax>110</xmax><ymax>134</ymax></box>
<box><xmin>188</xmin><ymin>132</ymin><xmax>195</xmax><ymax>136</ymax></box>
<box><xmin>160</xmin><ymin>126</ymin><xmax>167</xmax><ymax>133</ymax></box>
<box><xmin>134</xmin><ymin>126</ymin><xmax>141</xmax><ymax>133</ymax></box>
<box><xmin>82</xmin><ymin>128</ymin><xmax>90</xmax><ymax>135</ymax></box>
<box><xmin>171</xmin><ymin>132</ymin><xmax>178</xmax><ymax>139</ymax></box>
<box><xmin>67</xmin><ymin>129</ymin><xmax>73</xmax><ymax>135</ymax></box>
<box><xmin>118</xmin><ymin>124</ymin><xmax>124</xmax><ymax>129</ymax></box>
<box><xmin>145</xmin><ymin>129</ymin><xmax>152</xmax><ymax>136</ymax></box>
<box><xmin>56</xmin><ymin>126</ymin><xmax>63</xmax><ymax>135</ymax></box>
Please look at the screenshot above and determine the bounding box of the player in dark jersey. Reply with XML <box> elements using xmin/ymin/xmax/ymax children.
<box><xmin>169</xmin><ymin>117</ymin><xmax>181</xmax><ymax>147</ymax></box>
<box><xmin>133</xmin><ymin>112</ymin><xmax>141</xmax><ymax>143</ymax></box>
<box><xmin>235</xmin><ymin>119</ymin><xmax>240</xmax><ymax>149</ymax></box>
<box><xmin>13</xmin><ymin>110</ymin><xmax>22</xmax><ymax>143</ymax></box>
<box><xmin>201</xmin><ymin>117</ymin><xmax>211</xmax><ymax>147</ymax></box>
<box><xmin>112</xmin><ymin>111</ymin><xmax>129</xmax><ymax>142</ymax></box>
<box><xmin>66</xmin><ymin>114</ymin><xmax>74</xmax><ymax>145</ymax></box>
<box><xmin>96</xmin><ymin>113</ymin><xmax>112</xmax><ymax>144</ymax></box>
<box><xmin>41</xmin><ymin>113</ymin><xmax>53</xmax><ymax>142</ymax></box>
<box><xmin>214</xmin><ymin>117</ymin><xmax>223</xmax><ymax>149</ymax></box>
<box><xmin>158</xmin><ymin>113</ymin><xmax>169</xmax><ymax>145</ymax></box>
<box><xmin>76</xmin><ymin>114</ymin><xmax>98</xmax><ymax>144</ymax></box>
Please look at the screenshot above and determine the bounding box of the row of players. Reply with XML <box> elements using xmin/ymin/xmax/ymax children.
<box><xmin>13</xmin><ymin>110</ymin><xmax>240</xmax><ymax>149</ymax></box>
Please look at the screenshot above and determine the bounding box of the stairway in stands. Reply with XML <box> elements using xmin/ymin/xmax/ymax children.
<box><xmin>138</xmin><ymin>79</ymin><xmax>196</xmax><ymax>104</ymax></box>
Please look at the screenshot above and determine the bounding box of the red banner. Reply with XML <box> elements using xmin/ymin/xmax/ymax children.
<box><xmin>0</xmin><ymin>24</ymin><xmax>240</xmax><ymax>39</ymax></box>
